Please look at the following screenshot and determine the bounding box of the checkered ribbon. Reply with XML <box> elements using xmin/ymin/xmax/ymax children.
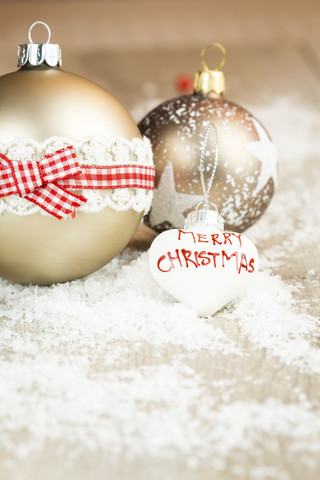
<box><xmin>0</xmin><ymin>146</ymin><xmax>155</xmax><ymax>219</ymax></box>
<box><xmin>59</xmin><ymin>164</ymin><xmax>155</xmax><ymax>190</ymax></box>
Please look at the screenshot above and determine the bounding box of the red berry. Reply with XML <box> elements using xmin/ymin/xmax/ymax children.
<box><xmin>175</xmin><ymin>74</ymin><xmax>193</xmax><ymax>93</ymax></box>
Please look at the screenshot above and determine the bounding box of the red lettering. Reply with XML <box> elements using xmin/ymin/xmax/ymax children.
<box><xmin>181</xmin><ymin>249</ymin><xmax>198</xmax><ymax>268</ymax></box>
<box><xmin>178</xmin><ymin>229</ymin><xmax>196</xmax><ymax>243</ymax></box>
<box><xmin>221</xmin><ymin>250</ymin><xmax>239</xmax><ymax>269</ymax></box>
<box><xmin>198</xmin><ymin>251</ymin><xmax>211</xmax><ymax>266</ymax></box>
<box><xmin>194</xmin><ymin>251</ymin><xmax>201</xmax><ymax>266</ymax></box>
<box><xmin>231</xmin><ymin>233</ymin><xmax>242</xmax><ymax>247</ymax></box>
<box><xmin>211</xmin><ymin>234</ymin><xmax>222</xmax><ymax>245</ymax></box>
<box><xmin>248</xmin><ymin>258</ymin><xmax>255</xmax><ymax>273</ymax></box>
<box><xmin>238</xmin><ymin>253</ymin><xmax>248</xmax><ymax>273</ymax></box>
<box><xmin>223</xmin><ymin>232</ymin><xmax>233</xmax><ymax>245</ymax></box>
<box><xmin>207</xmin><ymin>252</ymin><xmax>220</xmax><ymax>267</ymax></box>
<box><xmin>167</xmin><ymin>249</ymin><xmax>182</xmax><ymax>269</ymax></box>
<box><xmin>197</xmin><ymin>234</ymin><xmax>209</xmax><ymax>243</ymax></box>
<box><xmin>157</xmin><ymin>255</ymin><xmax>172</xmax><ymax>273</ymax></box>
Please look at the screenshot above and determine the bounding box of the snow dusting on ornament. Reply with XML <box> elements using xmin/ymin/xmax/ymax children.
<box><xmin>139</xmin><ymin>94</ymin><xmax>277</xmax><ymax>233</ymax></box>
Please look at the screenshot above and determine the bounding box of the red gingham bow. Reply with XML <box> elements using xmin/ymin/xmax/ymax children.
<box><xmin>0</xmin><ymin>146</ymin><xmax>155</xmax><ymax>219</ymax></box>
<box><xmin>0</xmin><ymin>146</ymin><xmax>87</xmax><ymax>219</ymax></box>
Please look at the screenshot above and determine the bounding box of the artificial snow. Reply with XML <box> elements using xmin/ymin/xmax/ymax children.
<box><xmin>0</xmin><ymin>96</ymin><xmax>319</xmax><ymax>477</ymax></box>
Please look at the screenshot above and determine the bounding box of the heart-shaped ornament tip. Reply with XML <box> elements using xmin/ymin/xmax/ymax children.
<box><xmin>148</xmin><ymin>223</ymin><xmax>259</xmax><ymax>317</ymax></box>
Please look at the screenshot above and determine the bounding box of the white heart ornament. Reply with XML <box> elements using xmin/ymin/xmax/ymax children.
<box><xmin>149</xmin><ymin>223</ymin><xmax>259</xmax><ymax>316</ymax></box>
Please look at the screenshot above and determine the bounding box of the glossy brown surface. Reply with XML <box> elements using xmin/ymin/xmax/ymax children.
<box><xmin>139</xmin><ymin>92</ymin><xmax>275</xmax><ymax>233</ymax></box>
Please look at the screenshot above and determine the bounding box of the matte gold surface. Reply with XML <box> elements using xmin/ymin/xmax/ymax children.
<box><xmin>0</xmin><ymin>67</ymin><xmax>141</xmax><ymax>142</ymax></box>
<box><xmin>0</xmin><ymin>66</ymin><xmax>143</xmax><ymax>284</ymax></box>
<box><xmin>0</xmin><ymin>209</ymin><xmax>142</xmax><ymax>285</ymax></box>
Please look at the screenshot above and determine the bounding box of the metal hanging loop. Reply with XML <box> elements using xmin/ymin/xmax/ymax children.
<box><xmin>28</xmin><ymin>21</ymin><xmax>51</xmax><ymax>44</ymax></box>
<box><xmin>200</xmin><ymin>43</ymin><xmax>226</xmax><ymax>72</ymax></box>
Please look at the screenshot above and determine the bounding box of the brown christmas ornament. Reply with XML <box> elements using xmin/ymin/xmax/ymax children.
<box><xmin>0</xmin><ymin>22</ymin><xmax>154</xmax><ymax>285</ymax></box>
<box><xmin>139</xmin><ymin>43</ymin><xmax>277</xmax><ymax>233</ymax></box>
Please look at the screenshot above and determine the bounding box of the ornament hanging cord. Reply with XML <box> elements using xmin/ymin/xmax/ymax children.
<box><xmin>199</xmin><ymin>123</ymin><xmax>219</xmax><ymax>209</ymax></box>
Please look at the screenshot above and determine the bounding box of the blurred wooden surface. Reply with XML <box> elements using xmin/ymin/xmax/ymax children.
<box><xmin>0</xmin><ymin>1</ymin><xmax>320</xmax><ymax>480</ymax></box>
<box><xmin>0</xmin><ymin>1</ymin><xmax>319</xmax><ymax>49</ymax></box>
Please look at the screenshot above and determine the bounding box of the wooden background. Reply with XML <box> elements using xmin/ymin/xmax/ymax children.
<box><xmin>0</xmin><ymin>0</ymin><xmax>319</xmax><ymax>117</ymax></box>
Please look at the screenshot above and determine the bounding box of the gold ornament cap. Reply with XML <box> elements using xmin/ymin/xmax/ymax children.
<box><xmin>17</xmin><ymin>21</ymin><xmax>62</xmax><ymax>68</ymax></box>
<box><xmin>193</xmin><ymin>43</ymin><xmax>226</xmax><ymax>95</ymax></box>
<box><xmin>185</xmin><ymin>202</ymin><xmax>224</xmax><ymax>231</ymax></box>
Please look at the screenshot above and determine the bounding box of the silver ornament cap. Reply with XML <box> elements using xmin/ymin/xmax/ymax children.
<box><xmin>17</xmin><ymin>21</ymin><xmax>62</xmax><ymax>68</ymax></box>
<box><xmin>185</xmin><ymin>202</ymin><xmax>224</xmax><ymax>231</ymax></box>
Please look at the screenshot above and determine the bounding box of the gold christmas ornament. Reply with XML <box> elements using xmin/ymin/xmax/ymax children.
<box><xmin>0</xmin><ymin>22</ymin><xmax>154</xmax><ymax>285</ymax></box>
<box><xmin>139</xmin><ymin>43</ymin><xmax>277</xmax><ymax>234</ymax></box>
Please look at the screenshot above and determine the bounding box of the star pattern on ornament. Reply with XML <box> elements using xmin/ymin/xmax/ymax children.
<box><xmin>244</xmin><ymin>118</ymin><xmax>278</xmax><ymax>195</ymax></box>
<box><xmin>149</xmin><ymin>161</ymin><xmax>203</xmax><ymax>228</ymax></box>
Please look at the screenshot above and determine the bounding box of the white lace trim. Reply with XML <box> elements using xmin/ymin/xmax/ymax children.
<box><xmin>0</xmin><ymin>135</ymin><xmax>154</xmax><ymax>216</ymax></box>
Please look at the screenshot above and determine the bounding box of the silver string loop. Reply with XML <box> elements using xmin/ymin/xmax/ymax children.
<box><xmin>199</xmin><ymin>123</ymin><xmax>219</xmax><ymax>208</ymax></box>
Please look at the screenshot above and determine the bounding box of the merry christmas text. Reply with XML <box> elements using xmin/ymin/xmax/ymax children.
<box><xmin>157</xmin><ymin>230</ymin><xmax>255</xmax><ymax>274</ymax></box>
